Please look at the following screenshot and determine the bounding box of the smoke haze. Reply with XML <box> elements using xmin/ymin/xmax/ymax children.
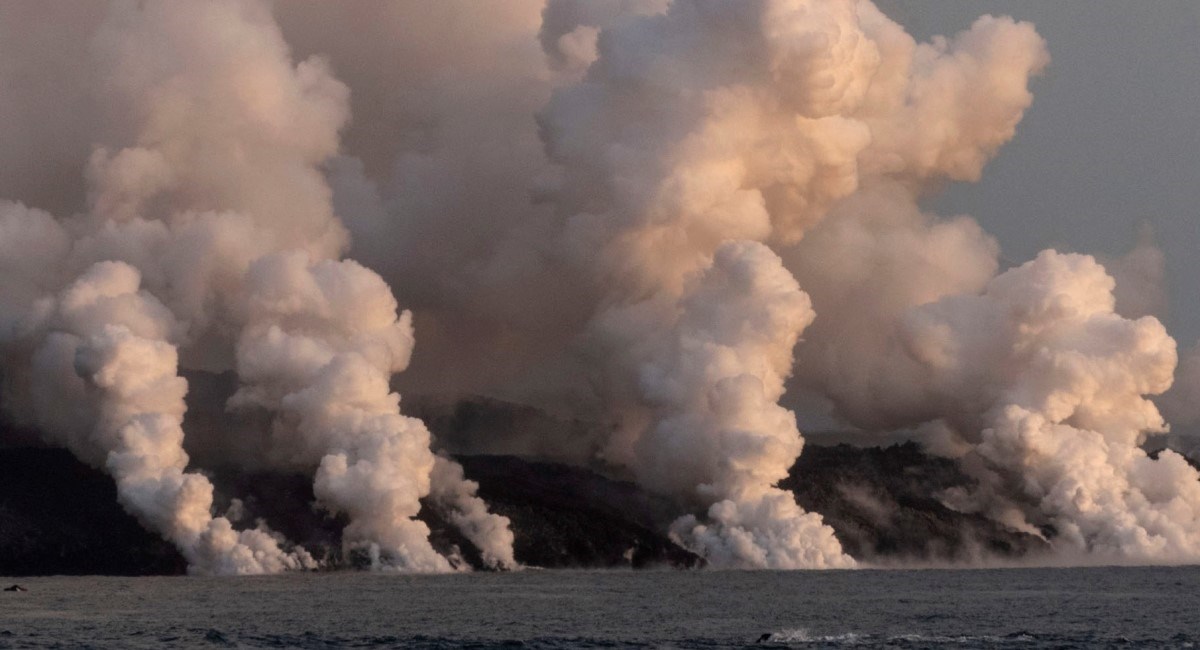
<box><xmin>1</xmin><ymin>0</ymin><xmax>1198</xmax><ymax>572</ymax></box>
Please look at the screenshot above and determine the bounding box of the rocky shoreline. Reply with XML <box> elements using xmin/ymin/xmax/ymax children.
<box><xmin>0</xmin><ymin>441</ymin><xmax>1046</xmax><ymax>576</ymax></box>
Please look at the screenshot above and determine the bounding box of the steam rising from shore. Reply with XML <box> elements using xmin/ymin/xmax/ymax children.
<box><xmin>903</xmin><ymin>252</ymin><xmax>1197</xmax><ymax>560</ymax></box>
<box><xmin>2</xmin><ymin>0</ymin><xmax>1198</xmax><ymax>570</ymax></box>
<box><xmin>0</xmin><ymin>0</ymin><xmax>512</xmax><ymax>573</ymax></box>
<box><xmin>526</xmin><ymin>0</ymin><xmax>1046</xmax><ymax>566</ymax></box>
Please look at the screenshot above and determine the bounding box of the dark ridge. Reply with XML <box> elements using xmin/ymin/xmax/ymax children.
<box><xmin>0</xmin><ymin>447</ymin><xmax>187</xmax><ymax>577</ymax></box>
<box><xmin>455</xmin><ymin>454</ymin><xmax>702</xmax><ymax>569</ymax></box>
<box><xmin>206</xmin><ymin>466</ymin><xmax>489</xmax><ymax>570</ymax></box>
<box><xmin>208</xmin><ymin>455</ymin><xmax>701</xmax><ymax>570</ymax></box>
<box><xmin>205</xmin><ymin>467</ymin><xmax>346</xmax><ymax>567</ymax></box>
<box><xmin>0</xmin><ymin>403</ymin><xmax>1053</xmax><ymax>576</ymax></box>
<box><xmin>786</xmin><ymin>442</ymin><xmax>1048</xmax><ymax>563</ymax></box>
<box><xmin>0</xmin><ymin>446</ymin><xmax>698</xmax><ymax>575</ymax></box>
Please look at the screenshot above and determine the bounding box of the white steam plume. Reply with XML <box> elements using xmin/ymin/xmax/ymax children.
<box><xmin>9</xmin><ymin>0</ymin><xmax>1194</xmax><ymax>571</ymax></box>
<box><xmin>274</xmin><ymin>1</ymin><xmax>596</xmax><ymax>407</ymax></box>
<box><xmin>773</xmin><ymin>3</ymin><xmax>1050</xmax><ymax>429</ymax></box>
<box><xmin>0</xmin><ymin>0</ymin><xmax>513</xmax><ymax>573</ymax></box>
<box><xmin>897</xmin><ymin>251</ymin><xmax>1200</xmax><ymax>561</ymax></box>
<box><xmin>229</xmin><ymin>252</ymin><xmax>515</xmax><ymax>570</ymax></box>
<box><xmin>784</xmin><ymin>184</ymin><xmax>1001</xmax><ymax>430</ymax></box>
<box><xmin>2</xmin><ymin>253</ymin><xmax>311</xmax><ymax>574</ymax></box>
<box><xmin>526</xmin><ymin>0</ymin><xmax>1046</xmax><ymax>567</ymax></box>
<box><xmin>748</xmin><ymin>10</ymin><xmax>1200</xmax><ymax>562</ymax></box>
<box><xmin>641</xmin><ymin>242</ymin><xmax>847</xmax><ymax>568</ymax></box>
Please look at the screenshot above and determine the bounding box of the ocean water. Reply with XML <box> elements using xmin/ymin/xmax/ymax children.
<box><xmin>0</xmin><ymin>566</ymin><xmax>1196</xmax><ymax>649</ymax></box>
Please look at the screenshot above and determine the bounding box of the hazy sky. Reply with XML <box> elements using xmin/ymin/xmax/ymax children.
<box><xmin>880</xmin><ymin>1</ymin><xmax>1200</xmax><ymax>342</ymax></box>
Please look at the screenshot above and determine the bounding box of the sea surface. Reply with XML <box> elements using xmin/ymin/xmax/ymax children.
<box><xmin>0</xmin><ymin>566</ymin><xmax>1197</xmax><ymax>649</ymax></box>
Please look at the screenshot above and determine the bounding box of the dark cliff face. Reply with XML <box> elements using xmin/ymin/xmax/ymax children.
<box><xmin>786</xmin><ymin>443</ymin><xmax>1048</xmax><ymax>563</ymax></box>
<box><xmin>202</xmin><ymin>456</ymin><xmax>702</xmax><ymax>571</ymax></box>
<box><xmin>414</xmin><ymin>396</ymin><xmax>1047</xmax><ymax>565</ymax></box>
<box><xmin>453</xmin><ymin>455</ymin><xmax>702</xmax><ymax>569</ymax></box>
<box><xmin>0</xmin><ymin>443</ymin><xmax>1044</xmax><ymax>576</ymax></box>
<box><xmin>0</xmin><ymin>447</ymin><xmax>187</xmax><ymax>577</ymax></box>
<box><xmin>0</xmin><ymin>396</ymin><xmax>1052</xmax><ymax>576</ymax></box>
<box><xmin>0</xmin><ymin>447</ymin><xmax>701</xmax><ymax>576</ymax></box>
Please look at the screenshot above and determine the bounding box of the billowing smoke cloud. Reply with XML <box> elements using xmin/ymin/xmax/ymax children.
<box><xmin>261</xmin><ymin>0</ymin><xmax>1052</xmax><ymax>568</ymax></box>
<box><xmin>785</xmin><ymin>184</ymin><xmax>1002</xmax><ymax>430</ymax></box>
<box><xmin>641</xmin><ymin>242</ymin><xmax>848</xmax><ymax>568</ymax></box>
<box><xmin>782</xmin><ymin>200</ymin><xmax>1195</xmax><ymax>562</ymax></box>
<box><xmin>522</xmin><ymin>0</ymin><xmax>1048</xmax><ymax>567</ymax></box>
<box><xmin>1</xmin><ymin>220</ymin><xmax>314</xmax><ymax>573</ymax></box>
<box><xmin>228</xmin><ymin>252</ymin><xmax>512</xmax><ymax>571</ymax></box>
<box><xmin>273</xmin><ymin>1</ymin><xmax>585</xmax><ymax>406</ymax></box>
<box><xmin>4</xmin><ymin>0</ymin><xmax>1198</xmax><ymax>572</ymax></box>
<box><xmin>0</xmin><ymin>0</ymin><xmax>513</xmax><ymax>573</ymax></box>
<box><xmin>900</xmin><ymin>252</ymin><xmax>1200</xmax><ymax>561</ymax></box>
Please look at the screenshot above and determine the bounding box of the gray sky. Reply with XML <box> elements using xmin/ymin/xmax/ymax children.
<box><xmin>878</xmin><ymin>1</ymin><xmax>1200</xmax><ymax>343</ymax></box>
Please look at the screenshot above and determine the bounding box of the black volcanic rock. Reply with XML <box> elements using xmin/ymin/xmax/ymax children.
<box><xmin>208</xmin><ymin>455</ymin><xmax>702</xmax><ymax>570</ymax></box>
<box><xmin>0</xmin><ymin>434</ymin><xmax>1047</xmax><ymax>575</ymax></box>
<box><xmin>0</xmin><ymin>447</ymin><xmax>187</xmax><ymax>577</ymax></box>
<box><xmin>785</xmin><ymin>442</ymin><xmax>1048</xmax><ymax>563</ymax></box>
<box><xmin>455</xmin><ymin>455</ymin><xmax>702</xmax><ymax>569</ymax></box>
<box><xmin>0</xmin><ymin>446</ymin><xmax>698</xmax><ymax>575</ymax></box>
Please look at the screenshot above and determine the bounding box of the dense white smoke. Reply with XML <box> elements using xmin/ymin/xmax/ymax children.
<box><xmin>898</xmin><ymin>252</ymin><xmax>1200</xmax><ymax>561</ymax></box>
<box><xmin>0</xmin><ymin>0</ymin><xmax>513</xmax><ymax>573</ymax></box>
<box><xmin>524</xmin><ymin>0</ymin><xmax>1047</xmax><ymax>567</ymax></box>
<box><xmin>274</xmin><ymin>1</ymin><xmax>585</xmax><ymax>405</ymax></box>
<box><xmin>785</xmin><ymin>184</ymin><xmax>1002</xmax><ymax>430</ymax></box>
<box><xmin>638</xmin><ymin>241</ymin><xmax>848</xmax><ymax>568</ymax></box>
<box><xmin>249</xmin><ymin>0</ymin><xmax>1053</xmax><ymax>568</ymax></box>
<box><xmin>229</xmin><ymin>252</ymin><xmax>513</xmax><ymax>570</ymax></box>
<box><xmin>4</xmin><ymin>0</ymin><xmax>1198</xmax><ymax>572</ymax></box>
